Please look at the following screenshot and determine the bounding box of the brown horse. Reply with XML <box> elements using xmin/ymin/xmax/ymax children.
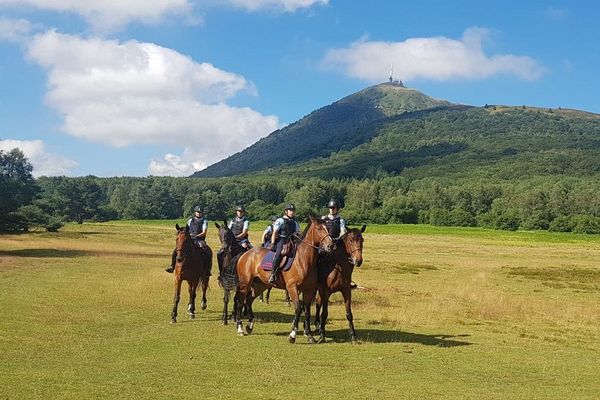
<box><xmin>233</xmin><ymin>216</ymin><xmax>333</xmax><ymax>343</ymax></box>
<box><xmin>214</xmin><ymin>221</ymin><xmax>247</xmax><ymax>325</ymax></box>
<box><xmin>315</xmin><ymin>225</ymin><xmax>366</xmax><ymax>343</ymax></box>
<box><xmin>170</xmin><ymin>224</ymin><xmax>212</xmax><ymax>324</ymax></box>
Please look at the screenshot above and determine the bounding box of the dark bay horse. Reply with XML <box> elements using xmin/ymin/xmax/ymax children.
<box><xmin>215</xmin><ymin>222</ymin><xmax>247</xmax><ymax>325</ymax></box>
<box><xmin>315</xmin><ymin>225</ymin><xmax>366</xmax><ymax>343</ymax></box>
<box><xmin>234</xmin><ymin>216</ymin><xmax>333</xmax><ymax>343</ymax></box>
<box><xmin>170</xmin><ymin>224</ymin><xmax>212</xmax><ymax>324</ymax></box>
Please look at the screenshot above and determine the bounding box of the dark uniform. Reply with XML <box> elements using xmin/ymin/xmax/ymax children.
<box><xmin>268</xmin><ymin>205</ymin><xmax>300</xmax><ymax>284</ymax></box>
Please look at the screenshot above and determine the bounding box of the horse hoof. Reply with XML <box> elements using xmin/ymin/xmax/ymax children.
<box><xmin>189</xmin><ymin>313</ymin><xmax>195</xmax><ymax>319</ymax></box>
<box><xmin>170</xmin><ymin>319</ymin><xmax>177</xmax><ymax>324</ymax></box>
<box><xmin>237</xmin><ymin>325</ymin><xmax>245</xmax><ymax>336</ymax></box>
<box><xmin>317</xmin><ymin>336</ymin><xmax>325</xmax><ymax>344</ymax></box>
<box><xmin>288</xmin><ymin>335</ymin><xmax>296</xmax><ymax>344</ymax></box>
<box><xmin>351</xmin><ymin>337</ymin><xmax>358</xmax><ymax>344</ymax></box>
<box><xmin>307</xmin><ymin>336</ymin><xmax>316</xmax><ymax>344</ymax></box>
<box><xmin>201</xmin><ymin>301</ymin><xmax>207</xmax><ymax>310</ymax></box>
<box><xmin>223</xmin><ymin>319</ymin><xmax>228</xmax><ymax>326</ymax></box>
<box><xmin>246</xmin><ymin>325</ymin><xmax>253</xmax><ymax>335</ymax></box>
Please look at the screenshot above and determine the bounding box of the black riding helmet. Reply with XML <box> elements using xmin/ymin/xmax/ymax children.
<box><xmin>235</xmin><ymin>205</ymin><xmax>245</xmax><ymax>212</ymax></box>
<box><xmin>327</xmin><ymin>199</ymin><xmax>340</xmax><ymax>209</ymax></box>
<box><xmin>193</xmin><ymin>205</ymin><xmax>203</xmax><ymax>213</ymax></box>
<box><xmin>284</xmin><ymin>203</ymin><xmax>296</xmax><ymax>211</ymax></box>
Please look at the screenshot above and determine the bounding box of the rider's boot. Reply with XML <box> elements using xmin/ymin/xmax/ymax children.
<box><xmin>165</xmin><ymin>249</ymin><xmax>176</xmax><ymax>273</ymax></box>
<box><xmin>268</xmin><ymin>266</ymin><xmax>280</xmax><ymax>284</ymax></box>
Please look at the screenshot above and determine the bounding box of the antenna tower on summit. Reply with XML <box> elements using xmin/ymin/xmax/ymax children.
<box><xmin>388</xmin><ymin>63</ymin><xmax>405</xmax><ymax>87</ymax></box>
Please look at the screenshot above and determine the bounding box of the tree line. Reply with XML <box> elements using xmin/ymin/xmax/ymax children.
<box><xmin>2</xmin><ymin>148</ymin><xmax>599</xmax><ymax>234</ymax></box>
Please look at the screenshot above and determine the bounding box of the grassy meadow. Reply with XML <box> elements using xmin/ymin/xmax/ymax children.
<box><xmin>1</xmin><ymin>220</ymin><xmax>599</xmax><ymax>399</ymax></box>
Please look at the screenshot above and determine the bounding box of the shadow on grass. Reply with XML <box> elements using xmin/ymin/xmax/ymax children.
<box><xmin>324</xmin><ymin>328</ymin><xmax>472</xmax><ymax>346</ymax></box>
<box><xmin>0</xmin><ymin>249</ymin><xmax>88</xmax><ymax>258</ymax></box>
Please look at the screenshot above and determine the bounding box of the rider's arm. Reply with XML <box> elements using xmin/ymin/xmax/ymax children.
<box><xmin>271</xmin><ymin>218</ymin><xmax>283</xmax><ymax>245</ymax></box>
<box><xmin>339</xmin><ymin>218</ymin><xmax>348</xmax><ymax>238</ymax></box>
<box><xmin>198</xmin><ymin>219</ymin><xmax>208</xmax><ymax>240</ymax></box>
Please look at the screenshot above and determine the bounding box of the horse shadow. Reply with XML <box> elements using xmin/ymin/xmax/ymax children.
<box><xmin>0</xmin><ymin>249</ymin><xmax>88</xmax><ymax>258</ymax></box>
<box><xmin>324</xmin><ymin>328</ymin><xmax>472</xmax><ymax>346</ymax></box>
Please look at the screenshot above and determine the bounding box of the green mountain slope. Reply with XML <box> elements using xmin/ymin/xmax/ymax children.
<box><xmin>194</xmin><ymin>83</ymin><xmax>449</xmax><ymax>177</ymax></box>
<box><xmin>281</xmin><ymin>105</ymin><xmax>600</xmax><ymax>180</ymax></box>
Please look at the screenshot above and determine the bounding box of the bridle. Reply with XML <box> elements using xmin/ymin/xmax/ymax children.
<box><xmin>290</xmin><ymin>224</ymin><xmax>331</xmax><ymax>251</ymax></box>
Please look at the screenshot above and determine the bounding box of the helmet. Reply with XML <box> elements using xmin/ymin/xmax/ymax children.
<box><xmin>235</xmin><ymin>205</ymin><xmax>245</xmax><ymax>212</ymax></box>
<box><xmin>270</xmin><ymin>215</ymin><xmax>277</xmax><ymax>221</ymax></box>
<box><xmin>327</xmin><ymin>199</ymin><xmax>340</xmax><ymax>209</ymax></box>
<box><xmin>193</xmin><ymin>206</ymin><xmax>203</xmax><ymax>213</ymax></box>
<box><xmin>284</xmin><ymin>203</ymin><xmax>296</xmax><ymax>211</ymax></box>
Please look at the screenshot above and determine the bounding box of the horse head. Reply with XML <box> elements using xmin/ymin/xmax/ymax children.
<box><xmin>306</xmin><ymin>215</ymin><xmax>334</xmax><ymax>253</ymax></box>
<box><xmin>175</xmin><ymin>223</ymin><xmax>190</xmax><ymax>263</ymax></box>
<box><xmin>342</xmin><ymin>225</ymin><xmax>366</xmax><ymax>267</ymax></box>
<box><xmin>215</xmin><ymin>221</ymin><xmax>236</xmax><ymax>250</ymax></box>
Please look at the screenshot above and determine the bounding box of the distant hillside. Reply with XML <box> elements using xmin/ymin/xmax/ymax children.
<box><xmin>194</xmin><ymin>83</ymin><xmax>449</xmax><ymax>177</ymax></box>
<box><xmin>277</xmin><ymin>105</ymin><xmax>600</xmax><ymax>180</ymax></box>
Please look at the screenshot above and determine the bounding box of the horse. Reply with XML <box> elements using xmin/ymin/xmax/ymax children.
<box><xmin>169</xmin><ymin>224</ymin><xmax>212</xmax><ymax>324</ymax></box>
<box><xmin>233</xmin><ymin>216</ymin><xmax>333</xmax><ymax>343</ymax></box>
<box><xmin>315</xmin><ymin>225</ymin><xmax>366</xmax><ymax>343</ymax></box>
<box><xmin>215</xmin><ymin>221</ymin><xmax>247</xmax><ymax>325</ymax></box>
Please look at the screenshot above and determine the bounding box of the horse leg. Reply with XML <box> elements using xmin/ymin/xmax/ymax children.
<box><xmin>343</xmin><ymin>289</ymin><xmax>357</xmax><ymax>343</ymax></box>
<box><xmin>234</xmin><ymin>289</ymin><xmax>245</xmax><ymax>336</ymax></box>
<box><xmin>285</xmin><ymin>289</ymin><xmax>291</xmax><ymax>306</ymax></box>
<box><xmin>318</xmin><ymin>292</ymin><xmax>330</xmax><ymax>344</ymax></box>
<box><xmin>288</xmin><ymin>287</ymin><xmax>302</xmax><ymax>344</ymax></box>
<box><xmin>302</xmin><ymin>291</ymin><xmax>316</xmax><ymax>344</ymax></box>
<box><xmin>222</xmin><ymin>288</ymin><xmax>229</xmax><ymax>325</ymax></box>
<box><xmin>200</xmin><ymin>275</ymin><xmax>208</xmax><ymax>310</ymax></box>
<box><xmin>245</xmin><ymin>291</ymin><xmax>257</xmax><ymax>335</ymax></box>
<box><xmin>314</xmin><ymin>290</ymin><xmax>322</xmax><ymax>331</ymax></box>
<box><xmin>170</xmin><ymin>278</ymin><xmax>182</xmax><ymax>324</ymax></box>
<box><xmin>264</xmin><ymin>287</ymin><xmax>271</xmax><ymax>304</ymax></box>
<box><xmin>187</xmin><ymin>280</ymin><xmax>197</xmax><ymax>319</ymax></box>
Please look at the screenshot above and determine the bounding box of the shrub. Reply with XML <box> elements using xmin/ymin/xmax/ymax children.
<box><xmin>548</xmin><ymin>216</ymin><xmax>574</xmax><ymax>232</ymax></box>
<box><xmin>572</xmin><ymin>215</ymin><xmax>600</xmax><ymax>234</ymax></box>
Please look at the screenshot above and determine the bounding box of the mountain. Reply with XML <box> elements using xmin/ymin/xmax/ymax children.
<box><xmin>194</xmin><ymin>83</ymin><xmax>449</xmax><ymax>177</ymax></box>
<box><xmin>194</xmin><ymin>83</ymin><xmax>600</xmax><ymax>181</ymax></box>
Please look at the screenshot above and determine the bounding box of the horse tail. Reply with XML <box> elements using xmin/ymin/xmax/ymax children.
<box><xmin>222</xmin><ymin>252</ymin><xmax>243</xmax><ymax>291</ymax></box>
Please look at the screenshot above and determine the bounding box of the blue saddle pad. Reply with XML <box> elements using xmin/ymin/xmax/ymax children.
<box><xmin>260</xmin><ymin>251</ymin><xmax>294</xmax><ymax>272</ymax></box>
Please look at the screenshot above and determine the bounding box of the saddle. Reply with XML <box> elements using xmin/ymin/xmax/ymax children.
<box><xmin>259</xmin><ymin>243</ymin><xmax>296</xmax><ymax>272</ymax></box>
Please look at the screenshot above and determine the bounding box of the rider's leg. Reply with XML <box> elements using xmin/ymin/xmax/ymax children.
<box><xmin>268</xmin><ymin>239</ymin><xmax>285</xmax><ymax>284</ymax></box>
<box><xmin>165</xmin><ymin>248</ymin><xmax>176</xmax><ymax>273</ymax></box>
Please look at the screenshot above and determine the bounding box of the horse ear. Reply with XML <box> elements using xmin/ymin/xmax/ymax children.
<box><xmin>185</xmin><ymin>225</ymin><xmax>190</xmax><ymax>234</ymax></box>
<box><xmin>360</xmin><ymin>225</ymin><xmax>366</xmax><ymax>233</ymax></box>
<box><xmin>223</xmin><ymin>220</ymin><xmax>227</xmax><ymax>227</ymax></box>
<box><xmin>176</xmin><ymin>223</ymin><xmax>181</xmax><ymax>231</ymax></box>
<box><xmin>214</xmin><ymin>222</ymin><xmax>220</xmax><ymax>229</ymax></box>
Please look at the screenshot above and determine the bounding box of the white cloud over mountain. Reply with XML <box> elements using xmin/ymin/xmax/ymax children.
<box><xmin>25</xmin><ymin>30</ymin><xmax>279</xmax><ymax>176</ymax></box>
<box><xmin>0</xmin><ymin>139</ymin><xmax>77</xmax><ymax>177</ymax></box>
<box><xmin>322</xmin><ymin>27</ymin><xmax>544</xmax><ymax>82</ymax></box>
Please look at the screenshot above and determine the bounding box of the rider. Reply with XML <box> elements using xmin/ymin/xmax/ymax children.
<box><xmin>165</xmin><ymin>205</ymin><xmax>208</xmax><ymax>273</ymax></box>
<box><xmin>268</xmin><ymin>204</ymin><xmax>301</xmax><ymax>284</ymax></box>
<box><xmin>228</xmin><ymin>205</ymin><xmax>252</xmax><ymax>249</ymax></box>
<box><xmin>261</xmin><ymin>215</ymin><xmax>278</xmax><ymax>247</ymax></box>
<box><xmin>321</xmin><ymin>199</ymin><xmax>347</xmax><ymax>243</ymax></box>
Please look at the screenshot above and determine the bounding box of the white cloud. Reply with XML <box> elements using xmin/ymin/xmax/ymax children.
<box><xmin>223</xmin><ymin>0</ymin><xmax>328</xmax><ymax>12</ymax></box>
<box><xmin>0</xmin><ymin>17</ymin><xmax>33</xmax><ymax>42</ymax></box>
<box><xmin>545</xmin><ymin>6</ymin><xmax>568</xmax><ymax>21</ymax></box>
<box><xmin>0</xmin><ymin>0</ymin><xmax>193</xmax><ymax>32</ymax></box>
<box><xmin>0</xmin><ymin>139</ymin><xmax>77</xmax><ymax>177</ymax></box>
<box><xmin>149</xmin><ymin>149</ymin><xmax>206</xmax><ymax>177</ymax></box>
<box><xmin>25</xmin><ymin>30</ymin><xmax>279</xmax><ymax>176</ymax></box>
<box><xmin>322</xmin><ymin>27</ymin><xmax>544</xmax><ymax>82</ymax></box>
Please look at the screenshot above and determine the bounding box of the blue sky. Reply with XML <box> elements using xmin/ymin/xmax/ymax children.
<box><xmin>0</xmin><ymin>1</ymin><xmax>598</xmax><ymax>177</ymax></box>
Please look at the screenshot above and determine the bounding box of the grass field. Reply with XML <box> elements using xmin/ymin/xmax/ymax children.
<box><xmin>1</xmin><ymin>221</ymin><xmax>599</xmax><ymax>399</ymax></box>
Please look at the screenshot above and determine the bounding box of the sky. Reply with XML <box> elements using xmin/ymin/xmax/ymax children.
<box><xmin>0</xmin><ymin>0</ymin><xmax>599</xmax><ymax>177</ymax></box>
